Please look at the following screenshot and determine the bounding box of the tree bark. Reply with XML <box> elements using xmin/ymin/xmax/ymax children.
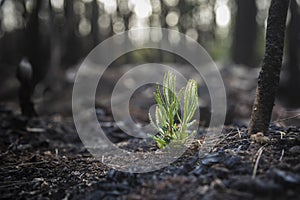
<box><xmin>17</xmin><ymin>0</ymin><xmax>43</xmax><ymax>117</ymax></box>
<box><xmin>286</xmin><ymin>0</ymin><xmax>300</xmax><ymax>106</ymax></box>
<box><xmin>91</xmin><ymin>0</ymin><xmax>99</xmax><ymax>46</ymax></box>
<box><xmin>63</xmin><ymin>0</ymin><xmax>81</xmax><ymax>65</ymax></box>
<box><xmin>232</xmin><ymin>0</ymin><xmax>257</xmax><ymax>67</ymax></box>
<box><xmin>248</xmin><ymin>0</ymin><xmax>290</xmax><ymax>134</ymax></box>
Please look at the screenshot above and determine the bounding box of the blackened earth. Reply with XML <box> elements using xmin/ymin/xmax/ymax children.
<box><xmin>0</xmin><ymin>107</ymin><xmax>299</xmax><ymax>200</ymax></box>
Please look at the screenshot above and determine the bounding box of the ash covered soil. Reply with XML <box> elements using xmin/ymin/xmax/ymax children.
<box><xmin>0</xmin><ymin>64</ymin><xmax>300</xmax><ymax>199</ymax></box>
<box><xmin>0</xmin><ymin>107</ymin><xmax>300</xmax><ymax>200</ymax></box>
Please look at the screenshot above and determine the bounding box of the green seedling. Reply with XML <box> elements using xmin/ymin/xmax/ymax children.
<box><xmin>149</xmin><ymin>71</ymin><xmax>198</xmax><ymax>148</ymax></box>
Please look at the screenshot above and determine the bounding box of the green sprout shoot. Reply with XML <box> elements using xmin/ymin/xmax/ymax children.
<box><xmin>149</xmin><ymin>71</ymin><xmax>198</xmax><ymax>149</ymax></box>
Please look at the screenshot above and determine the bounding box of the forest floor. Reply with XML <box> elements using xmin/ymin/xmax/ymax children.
<box><xmin>1</xmin><ymin>64</ymin><xmax>300</xmax><ymax>199</ymax></box>
<box><xmin>0</xmin><ymin>106</ymin><xmax>300</xmax><ymax>200</ymax></box>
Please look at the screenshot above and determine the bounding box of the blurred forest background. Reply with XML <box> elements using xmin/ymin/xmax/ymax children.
<box><xmin>0</xmin><ymin>0</ymin><xmax>299</xmax><ymax>120</ymax></box>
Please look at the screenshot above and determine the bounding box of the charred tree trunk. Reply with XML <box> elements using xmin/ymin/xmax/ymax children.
<box><xmin>91</xmin><ymin>0</ymin><xmax>99</xmax><ymax>46</ymax></box>
<box><xmin>17</xmin><ymin>0</ymin><xmax>43</xmax><ymax>117</ymax></box>
<box><xmin>17</xmin><ymin>59</ymin><xmax>37</xmax><ymax>117</ymax></box>
<box><xmin>248</xmin><ymin>0</ymin><xmax>290</xmax><ymax>134</ymax></box>
<box><xmin>286</xmin><ymin>0</ymin><xmax>300</xmax><ymax>106</ymax></box>
<box><xmin>18</xmin><ymin>0</ymin><xmax>51</xmax><ymax>117</ymax></box>
<box><xmin>25</xmin><ymin>0</ymin><xmax>50</xmax><ymax>86</ymax></box>
<box><xmin>63</xmin><ymin>0</ymin><xmax>81</xmax><ymax>65</ymax></box>
<box><xmin>232</xmin><ymin>0</ymin><xmax>257</xmax><ymax>67</ymax></box>
<box><xmin>45</xmin><ymin>0</ymin><xmax>62</xmax><ymax>91</ymax></box>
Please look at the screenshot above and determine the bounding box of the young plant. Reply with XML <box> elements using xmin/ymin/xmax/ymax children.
<box><xmin>149</xmin><ymin>71</ymin><xmax>198</xmax><ymax>149</ymax></box>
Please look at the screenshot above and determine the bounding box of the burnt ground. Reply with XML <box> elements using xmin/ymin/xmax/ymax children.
<box><xmin>0</xmin><ymin>64</ymin><xmax>300</xmax><ymax>199</ymax></box>
<box><xmin>0</xmin><ymin>106</ymin><xmax>300</xmax><ymax>200</ymax></box>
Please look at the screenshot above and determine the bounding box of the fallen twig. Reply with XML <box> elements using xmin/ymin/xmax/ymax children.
<box><xmin>237</xmin><ymin>128</ymin><xmax>241</xmax><ymax>139</ymax></box>
<box><xmin>273</xmin><ymin>113</ymin><xmax>300</xmax><ymax>122</ymax></box>
<box><xmin>252</xmin><ymin>146</ymin><xmax>264</xmax><ymax>179</ymax></box>
<box><xmin>279</xmin><ymin>149</ymin><xmax>284</xmax><ymax>162</ymax></box>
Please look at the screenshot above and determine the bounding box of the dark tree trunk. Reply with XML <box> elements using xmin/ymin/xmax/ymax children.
<box><xmin>17</xmin><ymin>0</ymin><xmax>43</xmax><ymax>117</ymax></box>
<box><xmin>63</xmin><ymin>0</ymin><xmax>81</xmax><ymax>65</ymax></box>
<box><xmin>25</xmin><ymin>0</ymin><xmax>50</xmax><ymax>85</ymax></box>
<box><xmin>17</xmin><ymin>0</ymin><xmax>52</xmax><ymax>117</ymax></box>
<box><xmin>91</xmin><ymin>0</ymin><xmax>99</xmax><ymax>46</ymax></box>
<box><xmin>248</xmin><ymin>0</ymin><xmax>290</xmax><ymax>134</ymax></box>
<box><xmin>285</xmin><ymin>0</ymin><xmax>300</xmax><ymax>106</ymax></box>
<box><xmin>45</xmin><ymin>0</ymin><xmax>62</xmax><ymax>91</ymax></box>
<box><xmin>232</xmin><ymin>0</ymin><xmax>257</xmax><ymax>67</ymax></box>
<box><xmin>17</xmin><ymin>58</ymin><xmax>37</xmax><ymax>117</ymax></box>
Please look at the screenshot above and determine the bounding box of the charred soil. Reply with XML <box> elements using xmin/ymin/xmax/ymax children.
<box><xmin>0</xmin><ymin>107</ymin><xmax>299</xmax><ymax>200</ymax></box>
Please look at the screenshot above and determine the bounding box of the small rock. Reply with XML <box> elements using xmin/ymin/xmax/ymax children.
<box><xmin>211</xmin><ymin>178</ymin><xmax>226</xmax><ymax>189</ymax></box>
<box><xmin>197</xmin><ymin>185</ymin><xmax>209</xmax><ymax>195</ymax></box>
<box><xmin>33</xmin><ymin>177</ymin><xmax>44</xmax><ymax>182</ymax></box>
<box><xmin>41</xmin><ymin>181</ymin><xmax>49</xmax><ymax>188</ymax></box>
<box><xmin>293</xmin><ymin>163</ymin><xmax>300</xmax><ymax>172</ymax></box>
<box><xmin>223</xmin><ymin>155</ymin><xmax>241</xmax><ymax>168</ymax></box>
<box><xmin>190</xmin><ymin>166</ymin><xmax>207</xmax><ymax>176</ymax></box>
<box><xmin>26</xmin><ymin>127</ymin><xmax>45</xmax><ymax>133</ymax></box>
<box><xmin>269</xmin><ymin>168</ymin><xmax>300</xmax><ymax>187</ymax></box>
<box><xmin>289</xmin><ymin>145</ymin><xmax>300</xmax><ymax>154</ymax></box>
<box><xmin>44</xmin><ymin>151</ymin><xmax>52</xmax><ymax>156</ymax></box>
<box><xmin>71</xmin><ymin>171</ymin><xmax>81</xmax><ymax>176</ymax></box>
<box><xmin>17</xmin><ymin>144</ymin><xmax>32</xmax><ymax>150</ymax></box>
<box><xmin>201</xmin><ymin>151</ymin><xmax>225</xmax><ymax>166</ymax></box>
